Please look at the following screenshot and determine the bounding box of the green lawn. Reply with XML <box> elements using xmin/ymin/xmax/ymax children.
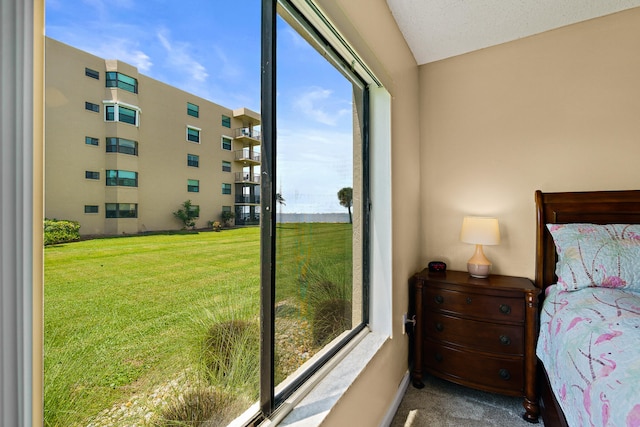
<box><xmin>44</xmin><ymin>224</ymin><xmax>352</xmax><ymax>427</ymax></box>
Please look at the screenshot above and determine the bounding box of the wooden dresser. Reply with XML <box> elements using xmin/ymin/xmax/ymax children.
<box><xmin>409</xmin><ymin>269</ymin><xmax>540</xmax><ymax>422</ymax></box>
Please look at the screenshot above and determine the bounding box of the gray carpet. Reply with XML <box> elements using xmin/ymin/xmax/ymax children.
<box><xmin>390</xmin><ymin>375</ymin><xmax>543</xmax><ymax>427</ymax></box>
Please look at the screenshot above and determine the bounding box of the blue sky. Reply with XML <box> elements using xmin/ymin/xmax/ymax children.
<box><xmin>45</xmin><ymin>0</ymin><xmax>355</xmax><ymax>214</ymax></box>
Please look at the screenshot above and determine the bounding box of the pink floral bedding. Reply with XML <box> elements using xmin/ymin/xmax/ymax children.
<box><xmin>537</xmin><ymin>285</ymin><xmax>640</xmax><ymax>427</ymax></box>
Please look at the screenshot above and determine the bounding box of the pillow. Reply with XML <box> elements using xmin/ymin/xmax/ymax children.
<box><xmin>547</xmin><ymin>223</ymin><xmax>640</xmax><ymax>291</ymax></box>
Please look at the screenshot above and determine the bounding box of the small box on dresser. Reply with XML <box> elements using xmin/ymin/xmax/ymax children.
<box><xmin>409</xmin><ymin>269</ymin><xmax>541</xmax><ymax>423</ymax></box>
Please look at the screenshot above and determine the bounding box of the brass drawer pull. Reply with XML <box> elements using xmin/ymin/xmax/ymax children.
<box><xmin>499</xmin><ymin>369</ymin><xmax>511</xmax><ymax>380</ymax></box>
<box><xmin>499</xmin><ymin>335</ymin><xmax>511</xmax><ymax>345</ymax></box>
<box><xmin>435</xmin><ymin>322</ymin><xmax>444</xmax><ymax>332</ymax></box>
<box><xmin>499</xmin><ymin>304</ymin><xmax>511</xmax><ymax>314</ymax></box>
<box><xmin>434</xmin><ymin>295</ymin><xmax>444</xmax><ymax>304</ymax></box>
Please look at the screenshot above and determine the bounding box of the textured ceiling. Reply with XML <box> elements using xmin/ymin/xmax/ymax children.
<box><xmin>386</xmin><ymin>0</ymin><xmax>640</xmax><ymax>64</ymax></box>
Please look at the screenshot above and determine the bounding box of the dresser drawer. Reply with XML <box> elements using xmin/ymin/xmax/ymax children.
<box><xmin>424</xmin><ymin>286</ymin><xmax>524</xmax><ymax>322</ymax></box>
<box><xmin>424</xmin><ymin>339</ymin><xmax>524</xmax><ymax>394</ymax></box>
<box><xmin>424</xmin><ymin>312</ymin><xmax>524</xmax><ymax>355</ymax></box>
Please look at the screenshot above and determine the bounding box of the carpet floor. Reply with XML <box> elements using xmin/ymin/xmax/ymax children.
<box><xmin>390</xmin><ymin>375</ymin><xmax>543</xmax><ymax>427</ymax></box>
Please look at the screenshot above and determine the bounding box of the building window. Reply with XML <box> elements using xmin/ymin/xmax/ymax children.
<box><xmin>222</xmin><ymin>205</ymin><xmax>231</xmax><ymax>213</ymax></box>
<box><xmin>106</xmin><ymin>170</ymin><xmax>138</xmax><ymax>187</ymax></box>
<box><xmin>106</xmin><ymin>137</ymin><xmax>138</xmax><ymax>156</ymax></box>
<box><xmin>85</xmin><ymin>102</ymin><xmax>99</xmax><ymax>112</ymax></box>
<box><xmin>187</xmin><ymin>154</ymin><xmax>199</xmax><ymax>167</ymax></box>
<box><xmin>187</xmin><ymin>126</ymin><xmax>200</xmax><ymax>143</ymax></box>
<box><xmin>222</xmin><ymin>183</ymin><xmax>231</xmax><ymax>195</ymax></box>
<box><xmin>187</xmin><ymin>179</ymin><xmax>200</xmax><ymax>192</ymax></box>
<box><xmin>85</xmin><ymin>171</ymin><xmax>100</xmax><ymax>180</ymax></box>
<box><xmin>222</xmin><ymin>160</ymin><xmax>231</xmax><ymax>172</ymax></box>
<box><xmin>104</xmin><ymin>103</ymin><xmax>140</xmax><ymax>126</ymax></box>
<box><xmin>187</xmin><ymin>102</ymin><xmax>199</xmax><ymax>118</ymax></box>
<box><xmin>188</xmin><ymin>204</ymin><xmax>200</xmax><ymax>218</ymax></box>
<box><xmin>221</xmin><ymin>115</ymin><xmax>231</xmax><ymax>128</ymax></box>
<box><xmin>221</xmin><ymin>136</ymin><xmax>232</xmax><ymax>150</ymax></box>
<box><xmin>105</xmin><ymin>203</ymin><xmax>138</xmax><ymax>218</ymax></box>
<box><xmin>85</xmin><ymin>68</ymin><xmax>99</xmax><ymax>79</ymax></box>
<box><xmin>84</xmin><ymin>205</ymin><xmax>99</xmax><ymax>214</ymax></box>
<box><xmin>85</xmin><ymin>136</ymin><xmax>99</xmax><ymax>146</ymax></box>
<box><xmin>106</xmin><ymin>71</ymin><xmax>138</xmax><ymax>93</ymax></box>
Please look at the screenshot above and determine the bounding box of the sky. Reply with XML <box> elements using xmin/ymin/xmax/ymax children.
<box><xmin>45</xmin><ymin>0</ymin><xmax>355</xmax><ymax>214</ymax></box>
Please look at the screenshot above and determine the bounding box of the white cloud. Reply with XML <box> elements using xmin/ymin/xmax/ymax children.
<box><xmin>294</xmin><ymin>87</ymin><xmax>351</xmax><ymax>126</ymax></box>
<box><xmin>157</xmin><ymin>29</ymin><xmax>208</xmax><ymax>83</ymax></box>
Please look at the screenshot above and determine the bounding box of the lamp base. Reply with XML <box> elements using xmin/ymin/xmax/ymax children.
<box><xmin>467</xmin><ymin>262</ymin><xmax>490</xmax><ymax>279</ymax></box>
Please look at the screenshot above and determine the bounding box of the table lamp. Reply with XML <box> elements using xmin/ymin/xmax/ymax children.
<box><xmin>460</xmin><ymin>216</ymin><xmax>500</xmax><ymax>278</ymax></box>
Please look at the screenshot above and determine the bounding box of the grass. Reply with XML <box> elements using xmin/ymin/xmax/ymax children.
<box><xmin>44</xmin><ymin>223</ymin><xmax>352</xmax><ymax>427</ymax></box>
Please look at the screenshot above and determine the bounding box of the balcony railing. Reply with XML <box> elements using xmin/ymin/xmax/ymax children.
<box><xmin>235</xmin><ymin>172</ymin><xmax>260</xmax><ymax>184</ymax></box>
<box><xmin>235</xmin><ymin>195</ymin><xmax>261</xmax><ymax>204</ymax></box>
<box><xmin>234</xmin><ymin>150</ymin><xmax>261</xmax><ymax>164</ymax></box>
<box><xmin>235</xmin><ymin>128</ymin><xmax>261</xmax><ymax>141</ymax></box>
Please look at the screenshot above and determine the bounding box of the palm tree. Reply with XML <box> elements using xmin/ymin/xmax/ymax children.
<box><xmin>276</xmin><ymin>192</ymin><xmax>285</xmax><ymax>223</ymax></box>
<box><xmin>337</xmin><ymin>187</ymin><xmax>353</xmax><ymax>224</ymax></box>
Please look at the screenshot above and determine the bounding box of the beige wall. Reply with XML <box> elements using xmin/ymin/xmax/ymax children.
<box><xmin>315</xmin><ymin>0</ymin><xmax>422</xmax><ymax>425</ymax></box>
<box><xmin>420</xmin><ymin>7</ymin><xmax>640</xmax><ymax>279</ymax></box>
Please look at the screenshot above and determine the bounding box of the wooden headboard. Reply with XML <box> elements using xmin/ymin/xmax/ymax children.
<box><xmin>535</xmin><ymin>190</ymin><xmax>640</xmax><ymax>291</ymax></box>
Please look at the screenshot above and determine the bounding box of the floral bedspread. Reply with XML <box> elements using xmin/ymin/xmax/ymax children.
<box><xmin>537</xmin><ymin>285</ymin><xmax>640</xmax><ymax>427</ymax></box>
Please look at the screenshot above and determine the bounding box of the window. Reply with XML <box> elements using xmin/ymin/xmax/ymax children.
<box><xmin>188</xmin><ymin>204</ymin><xmax>200</xmax><ymax>218</ymax></box>
<box><xmin>222</xmin><ymin>205</ymin><xmax>231</xmax><ymax>213</ymax></box>
<box><xmin>187</xmin><ymin>126</ymin><xmax>200</xmax><ymax>143</ymax></box>
<box><xmin>188</xmin><ymin>179</ymin><xmax>200</xmax><ymax>192</ymax></box>
<box><xmin>222</xmin><ymin>183</ymin><xmax>231</xmax><ymax>195</ymax></box>
<box><xmin>221</xmin><ymin>115</ymin><xmax>231</xmax><ymax>128</ymax></box>
<box><xmin>106</xmin><ymin>71</ymin><xmax>138</xmax><ymax>93</ymax></box>
<box><xmin>104</xmin><ymin>103</ymin><xmax>140</xmax><ymax>126</ymax></box>
<box><xmin>85</xmin><ymin>68</ymin><xmax>99</xmax><ymax>79</ymax></box>
<box><xmin>222</xmin><ymin>160</ymin><xmax>231</xmax><ymax>172</ymax></box>
<box><xmin>85</xmin><ymin>171</ymin><xmax>99</xmax><ymax>180</ymax></box>
<box><xmin>106</xmin><ymin>170</ymin><xmax>138</xmax><ymax>187</ymax></box>
<box><xmin>187</xmin><ymin>154</ymin><xmax>199</xmax><ymax>167</ymax></box>
<box><xmin>85</xmin><ymin>102</ymin><xmax>99</xmax><ymax>112</ymax></box>
<box><xmin>84</xmin><ymin>205</ymin><xmax>99</xmax><ymax>214</ymax></box>
<box><xmin>221</xmin><ymin>136</ymin><xmax>232</xmax><ymax>150</ymax></box>
<box><xmin>187</xmin><ymin>102</ymin><xmax>199</xmax><ymax>118</ymax></box>
<box><xmin>106</xmin><ymin>137</ymin><xmax>138</xmax><ymax>155</ymax></box>
<box><xmin>85</xmin><ymin>136</ymin><xmax>99</xmax><ymax>146</ymax></box>
<box><xmin>256</xmin><ymin>1</ymin><xmax>372</xmax><ymax>418</ymax></box>
<box><xmin>105</xmin><ymin>203</ymin><xmax>138</xmax><ymax>218</ymax></box>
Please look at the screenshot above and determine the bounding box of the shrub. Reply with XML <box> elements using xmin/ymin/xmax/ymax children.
<box><xmin>221</xmin><ymin>211</ymin><xmax>235</xmax><ymax>227</ymax></box>
<box><xmin>44</xmin><ymin>219</ymin><xmax>80</xmax><ymax>245</ymax></box>
<box><xmin>173</xmin><ymin>200</ymin><xmax>199</xmax><ymax>229</ymax></box>
<box><xmin>155</xmin><ymin>387</ymin><xmax>243</xmax><ymax>427</ymax></box>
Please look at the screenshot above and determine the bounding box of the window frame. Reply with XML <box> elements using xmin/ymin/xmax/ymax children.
<box><xmin>105</xmin><ymin>71</ymin><xmax>138</xmax><ymax>93</ymax></box>
<box><xmin>85</xmin><ymin>101</ymin><xmax>99</xmax><ymax>112</ymax></box>
<box><xmin>105</xmin><ymin>169</ymin><xmax>138</xmax><ymax>187</ymax></box>
<box><xmin>187</xmin><ymin>126</ymin><xmax>201</xmax><ymax>143</ymax></box>
<box><xmin>258</xmin><ymin>0</ymin><xmax>371</xmax><ymax>417</ymax></box>
<box><xmin>187</xmin><ymin>179</ymin><xmax>200</xmax><ymax>193</ymax></box>
<box><xmin>221</xmin><ymin>114</ymin><xmax>231</xmax><ymax>128</ymax></box>
<box><xmin>222</xmin><ymin>160</ymin><xmax>231</xmax><ymax>172</ymax></box>
<box><xmin>85</xmin><ymin>67</ymin><xmax>99</xmax><ymax>79</ymax></box>
<box><xmin>85</xmin><ymin>136</ymin><xmax>99</xmax><ymax>146</ymax></box>
<box><xmin>84</xmin><ymin>205</ymin><xmax>99</xmax><ymax>214</ymax></box>
<box><xmin>105</xmin><ymin>203</ymin><xmax>138</xmax><ymax>219</ymax></box>
<box><xmin>187</xmin><ymin>102</ymin><xmax>199</xmax><ymax>118</ymax></box>
<box><xmin>85</xmin><ymin>171</ymin><xmax>100</xmax><ymax>180</ymax></box>
<box><xmin>221</xmin><ymin>136</ymin><xmax>232</xmax><ymax>150</ymax></box>
<box><xmin>103</xmin><ymin>102</ymin><xmax>141</xmax><ymax>127</ymax></box>
<box><xmin>187</xmin><ymin>154</ymin><xmax>199</xmax><ymax>167</ymax></box>
<box><xmin>221</xmin><ymin>183</ymin><xmax>232</xmax><ymax>195</ymax></box>
<box><xmin>106</xmin><ymin>137</ymin><xmax>138</xmax><ymax>156</ymax></box>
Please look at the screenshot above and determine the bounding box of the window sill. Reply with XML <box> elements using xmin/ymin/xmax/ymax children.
<box><xmin>272</xmin><ymin>329</ymin><xmax>388</xmax><ymax>426</ymax></box>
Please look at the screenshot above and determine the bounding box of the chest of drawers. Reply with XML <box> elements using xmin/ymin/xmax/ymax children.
<box><xmin>409</xmin><ymin>269</ymin><xmax>540</xmax><ymax>422</ymax></box>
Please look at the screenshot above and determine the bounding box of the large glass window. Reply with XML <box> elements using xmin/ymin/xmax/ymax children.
<box><xmin>221</xmin><ymin>114</ymin><xmax>231</xmax><ymax>128</ymax></box>
<box><xmin>106</xmin><ymin>170</ymin><xmax>138</xmax><ymax>187</ymax></box>
<box><xmin>222</xmin><ymin>183</ymin><xmax>231</xmax><ymax>194</ymax></box>
<box><xmin>258</xmin><ymin>0</ymin><xmax>370</xmax><ymax>416</ymax></box>
<box><xmin>187</xmin><ymin>154</ymin><xmax>199</xmax><ymax>167</ymax></box>
<box><xmin>105</xmin><ymin>103</ymin><xmax>139</xmax><ymax>126</ymax></box>
<box><xmin>187</xmin><ymin>102</ymin><xmax>199</xmax><ymax>118</ymax></box>
<box><xmin>105</xmin><ymin>203</ymin><xmax>138</xmax><ymax>218</ymax></box>
<box><xmin>106</xmin><ymin>137</ymin><xmax>138</xmax><ymax>155</ymax></box>
<box><xmin>106</xmin><ymin>71</ymin><xmax>138</xmax><ymax>93</ymax></box>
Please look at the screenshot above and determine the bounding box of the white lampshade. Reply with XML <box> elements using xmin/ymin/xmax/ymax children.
<box><xmin>460</xmin><ymin>217</ymin><xmax>500</xmax><ymax>245</ymax></box>
<box><xmin>460</xmin><ymin>217</ymin><xmax>500</xmax><ymax>278</ymax></box>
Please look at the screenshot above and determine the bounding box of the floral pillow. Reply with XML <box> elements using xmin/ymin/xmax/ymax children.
<box><xmin>547</xmin><ymin>223</ymin><xmax>640</xmax><ymax>291</ymax></box>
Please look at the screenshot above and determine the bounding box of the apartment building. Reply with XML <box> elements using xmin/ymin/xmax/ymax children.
<box><xmin>45</xmin><ymin>37</ymin><xmax>261</xmax><ymax>236</ymax></box>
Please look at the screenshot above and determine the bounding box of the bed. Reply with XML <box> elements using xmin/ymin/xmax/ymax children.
<box><xmin>535</xmin><ymin>190</ymin><xmax>640</xmax><ymax>427</ymax></box>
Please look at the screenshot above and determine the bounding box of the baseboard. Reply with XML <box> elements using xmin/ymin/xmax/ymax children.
<box><xmin>379</xmin><ymin>371</ymin><xmax>411</xmax><ymax>427</ymax></box>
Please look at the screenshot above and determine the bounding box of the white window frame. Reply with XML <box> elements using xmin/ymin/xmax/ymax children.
<box><xmin>102</xmin><ymin>100</ymin><xmax>141</xmax><ymax>127</ymax></box>
<box><xmin>187</xmin><ymin>125</ymin><xmax>201</xmax><ymax>144</ymax></box>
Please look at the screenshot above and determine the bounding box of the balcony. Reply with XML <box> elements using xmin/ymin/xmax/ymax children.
<box><xmin>235</xmin><ymin>172</ymin><xmax>260</xmax><ymax>184</ymax></box>
<box><xmin>234</xmin><ymin>149</ymin><xmax>261</xmax><ymax>165</ymax></box>
<box><xmin>235</xmin><ymin>127</ymin><xmax>261</xmax><ymax>144</ymax></box>
<box><xmin>235</xmin><ymin>195</ymin><xmax>261</xmax><ymax>205</ymax></box>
